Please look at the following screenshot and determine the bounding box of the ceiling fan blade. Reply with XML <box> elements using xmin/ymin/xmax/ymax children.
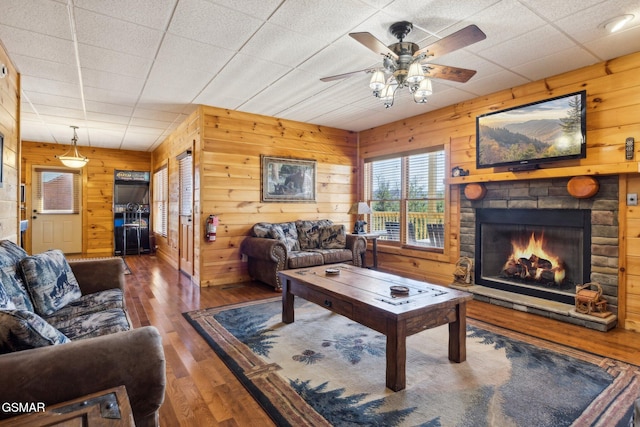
<box><xmin>414</xmin><ymin>24</ymin><xmax>486</xmax><ymax>59</ymax></box>
<box><xmin>320</xmin><ymin>68</ymin><xmax>374</xmax><ymax>82</ymax></box>
<box><xmin>349</xmin><ymin>32</ymin><xmax>398</xmax><ymax>59</ymax></box>
<box><xmin>425</xmin><ymin>64</ymin><xmax>477</xmax><ymax>83</ymax></box>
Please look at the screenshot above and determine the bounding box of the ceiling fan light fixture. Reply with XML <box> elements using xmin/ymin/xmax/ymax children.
<box><xmin>406</xmin><ymin>61</ymin><xmax>424</xmax><ymax>84</ymax></box>
<box><xmin>57</xmin><ymin>126</ymin><xmax>89</xmax><ymax>168</ymax></box>
<box><xmin>369</xmin><ymin>69</ymin><xmax>386</xmax><ymax>92</ymax></box>
<box><xmin>380</xmin><ymin>84</ymin><xmax>396</xmax><ymax>108</ymax></box>
<box><xmin>412</xmin><ymin>78</ymin><xmax>432</xmax><ymax>104</ymax></box>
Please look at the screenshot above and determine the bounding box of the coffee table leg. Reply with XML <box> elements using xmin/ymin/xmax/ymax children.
<box><xmin>386</xmin><ymin>319</ymin><xmax>406</xmax><ymax>391</ymax></box>
<box><xmin>282</xmin><ymin>278</ymin><xmax>295</xmax><ymax>324</ymax></box>
<box><xmin>448</xmin><ymin>302</ymin><xmax>467</xmax><ymax>363</ymax></box>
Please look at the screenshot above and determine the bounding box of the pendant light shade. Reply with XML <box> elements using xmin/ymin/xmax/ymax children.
<box><xmin>57</xmin><ymin>126</ymin><xmax>89</xmax><ymax>168</ymax></box>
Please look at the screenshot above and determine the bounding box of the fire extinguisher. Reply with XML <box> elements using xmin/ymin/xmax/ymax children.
<box><xmin>206</xmin><ymin>215</ymin><xmax>219</xmax><ymax>242</ymax></box>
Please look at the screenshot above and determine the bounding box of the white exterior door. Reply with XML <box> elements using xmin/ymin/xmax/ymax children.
<box><xmin>31</xmin><ymin>167</ymin><xmax>82</xmax><ymax>254</ymax></box>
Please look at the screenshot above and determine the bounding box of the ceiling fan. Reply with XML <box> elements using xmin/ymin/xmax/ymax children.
<box><xmin>320</xmin><ymin>21</ymin><xmax>486</xmax><ymax>107</ymax></box>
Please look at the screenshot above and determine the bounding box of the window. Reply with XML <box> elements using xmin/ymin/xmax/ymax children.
<box><xmin>178</xmin><ymin>151</ymin><xmax>192</xmax><ymax>216</ymax></box>
<box><xmin>34</xmin><ymin>168</ymin><xmax>81</xmax><ymax>214</ymax></box>
<box><xmin>365</xmin><ymin>149</ymin><xmax>445</xmax><ymax>249</ymax></box>
<box><xmin>153</xmin><ymin>165</ymin><xmax>168</xmax><ymax>237</ymax></box>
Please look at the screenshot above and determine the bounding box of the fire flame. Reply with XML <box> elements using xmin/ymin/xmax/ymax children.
<box><xmin>503</xmin><ymin>232</ymin><xmax>566</xmax><ymax>284</ymax></box>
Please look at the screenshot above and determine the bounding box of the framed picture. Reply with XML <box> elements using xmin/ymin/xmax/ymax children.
<box><xmin>261</xmin><ymin>156</ymin><xmax>316</xmax><ymax>202</ymax></box>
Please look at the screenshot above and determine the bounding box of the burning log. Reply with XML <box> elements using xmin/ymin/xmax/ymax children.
<box><xmin>502</xmin><ymin>253</ymin><xmax>565</xmax><ymax>286</ymax></box>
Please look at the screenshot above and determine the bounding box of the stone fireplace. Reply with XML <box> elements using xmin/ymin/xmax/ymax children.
<box><xmin>458</xmin><ymin>176</ymin><xmax>619</xmax><ymax>330</ymax></box>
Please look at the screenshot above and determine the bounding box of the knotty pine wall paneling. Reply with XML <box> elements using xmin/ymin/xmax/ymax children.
<box><xmin>198</xmin><ymin>106</ymin><xmax>357</xmax><ymax>286</ymax></box>
<box><xmin>359</xmin><ymin>51</ymin><xmax>640</xmax><ymax>329</ymax></box>
<box><xmin>0</xmin><ymin>41</ymin><xmax>20</xmax><ymax>243</ymax></box>
<box><xmin>21</xmin><ymin>141</ymin><xmax>151</xmax><ymax>255</ymax></box>
<box><xmin>150</xmin><ymin>109</ymin><xmax>200</xmax><ymax>276</ymax></box>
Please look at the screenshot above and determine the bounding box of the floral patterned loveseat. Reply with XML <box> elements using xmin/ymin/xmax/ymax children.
<box><xmin>241</xmin><ymin>219</ymin><xmax>367</xmax><ymax>291</ymax></box>
<box><xmin>0</xmin><ymin>240</ymin><xmax>165</xmax><ymax>427</ymax></box>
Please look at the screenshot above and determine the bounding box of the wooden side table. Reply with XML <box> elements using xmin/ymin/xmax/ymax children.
<box><xmin>353</xmin><ymin>232</ymin><xmax>382</xmax><ymax>269</ymax></box>
<box><xmin>1</xmin><ymin>385</ymin><xmax>134</xmax><ymax>426</ymax></box>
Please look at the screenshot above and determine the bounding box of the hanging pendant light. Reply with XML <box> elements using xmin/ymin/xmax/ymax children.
<box><xmin>57</xmin><ymin>126</ymin><xmax>89</xmax><ymax>168</ymax></box>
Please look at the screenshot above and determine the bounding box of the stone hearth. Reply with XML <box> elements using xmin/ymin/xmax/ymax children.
<box><xmin>457</xmin><ymin>176</ymin><xmax>619</xmax><ymax>330</ymax></box>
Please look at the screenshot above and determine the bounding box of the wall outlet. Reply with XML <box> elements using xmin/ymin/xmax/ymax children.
<box><xmin>627</xmin><ymin>193</ymin><xmax>638</xmax><ymax>206</ymax></box>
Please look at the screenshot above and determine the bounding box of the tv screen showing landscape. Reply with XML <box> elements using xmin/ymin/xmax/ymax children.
<box><xmin>476</xmin><ymin>91</ymin><xmax>586</xmax><ymax>169</ymax></box>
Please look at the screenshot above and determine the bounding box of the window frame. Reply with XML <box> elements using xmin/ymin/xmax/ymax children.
<box><xmin>364</xmin><ymin>148</ymin><xmax>446</xmax><ymax>252</ymax></box>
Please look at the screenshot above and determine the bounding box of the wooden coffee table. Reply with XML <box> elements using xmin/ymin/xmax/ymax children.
<box><xmin>278</xmin><ymin>264</ymin><xmax>473</xmax><ymax>391</ymax></box>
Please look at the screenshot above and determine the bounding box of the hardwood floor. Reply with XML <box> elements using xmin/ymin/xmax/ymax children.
<box><xmin>122</xmin><ymin>255</ymin><xmax>640</xmax><ymax>426</ymax></box>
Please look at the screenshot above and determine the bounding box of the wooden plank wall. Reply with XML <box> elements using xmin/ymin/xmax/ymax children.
<box><xmin>150</xmin><ymin>109</ymin><xmax>200</xmax><ymax>273</ymax></box>
<box><xmin>0</xmin><ymin>41</ymin><xmax>20</xmax><ymax>243</ymax></box>
<box><xmin>21</xmin><ymin>141</ymin><xmax>151</xmax><ymax>255</ymax></box>
<box><xmin>359</xmin><ymin>51</ymin><xmax>640</xmax><ymax>330</ymax></box>
<box><xmin>153</xmin><ymin>105</ymin><xmax>358</xmax><ymax>287</ymax></box>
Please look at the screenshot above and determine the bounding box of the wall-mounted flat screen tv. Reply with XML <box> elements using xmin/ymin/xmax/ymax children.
<box><xmin>476</xmin><ymin>91</ymin><xmax>586</xmax><ymax>170</ymax></box>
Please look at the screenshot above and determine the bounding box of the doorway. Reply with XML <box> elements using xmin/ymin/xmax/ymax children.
<box><xmin>31</xmin><ymin>167</ymin><xmax>82</xmax><ymax>254</ymax></box>
<box><xmin>178</xmin><ymin>150</ymin><xmax>194</xmax><ymax>276</ymax></box>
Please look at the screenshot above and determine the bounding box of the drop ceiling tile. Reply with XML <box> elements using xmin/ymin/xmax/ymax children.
<box><xmin>84</xmin><ymin>112</ymin><xmax>130</xmax><ymax>125</ymax></box>
<box><xmin>583</xmin><ymin>24</ymin><xmax>640</xmax><ymax>60</ymax></box>
<box><xmin>83</xmin><ymin>129</ymin><xmax>125</xmax><ymax>148</ymax></box>
<box><xmin>85</xmin><ymin>100</ymin><xmax>134</xmax><ymax>117</ymax></box>
<box><xmin>207</xmin><ymin>0</ymin><xmax>281</xmax><ymax>20</ymax></box>
<box><xmin>0</xmin><ymin>0</ymin><xmax>70</xmax><ymax>39</ymax></box>
<box><xmin>33</xmin><ymin>106</ymin><xmax>86</xmax><ymax>122</ymax></box>
<box><xmin>83</xmin><ymin>85</ymin><xmax>140</xmax><ymax>105</ymax></box>
<box><xmin>9</xmin><ymin>54</ymin><xmax>79</xmax><ymax>84</ymax></box>
<box><xmin>23</xmin><ymin>92</ymin><xmax>84</xmax><ymax>111</ymax></box>
<box><xmin>21</xmin><ymin>77</ymin><xmax>81</xmax><ymax>99</ymax></box>
<box><xmin>168</xmin><ymin>0</ymin><xmax>263</xmax><ymax>51</ymax></box>
<box><xmin>78</xmin><ymin>44</ymin><xmax>153</xmax><ymax>78</ymax></box>
<box><xmin>479</xmin><ymin>25</ymin><xmax>575</xmax><ymax>69</ymax></box>
<box><xmin>511</xmin><ymin>46</ymin><xmax>600</xmax><ymax>81</ymax></box>
<box><xmin>269</xmin><ymin>0</ymin><xmax>377</xmax><ymax>42</ymax></box>
<box><xmin>240</xmin><ymin>23</ymin><xmax>329</xmax><ymax>67</ymax></box>
<box><xmin>193</xmin><ymin>54</ymin><xmax>290</xmax><ymax>105</ymax></box>
<box><xmin>298</xmin><ymin>37</ymin><xmax>378</xmax><ymax>79</ymax></box>
<box><xmin>0</xmin><ymin>26</ymin><xmax>76</xmax><ymax>66</ymax></box>
<box><xmin>383</xmin><ymin>0</ymin><xmax>498</xmax><ymax>35</ymax></box>
<box><xmin>74</xmin><ymin>8</ymin><xmax>163</xmax><ymax>58</ymax></box>
<box><xmin>20</xmin><ymin>123</ymin><xmax>56</xmax><ymax>143</ymax></box>
<box><xmin>142</xmin><ymin>62</ymin><xmax>215</xmax><ymax>104</ymax></box>
<box><xmin>133</xmin><ymin>108</ymin><xmax>184</xmax><ymax>123</ymax></box>
<box><xmin>155</xmin><ymin>34</ymin><xmax>235</xmax><ymax>74</ymax></box>
<box><xmin>465</xmin><ymin>1</ymin><xmax>548</xmax><ymax>50</ymax></box>
<box><xmin>462</xmin><ymin>69</ymin><xmax>529</xmax><ymax>96</ymax></box>
<box><xmin>518</xmin><ymin>0</ymin><xmax>606</xmax><ymax>21</ymax></box>
<box><xmin>82</xmin><ymin>68</ymin><xmax>145</xmax><ymax>94</ymax></box>
<box><xmin>243</xmin><ymin>69</ymin><xmax>331</xmax><ymax>113</ymax></box>
<box><xmin>128</xmin><ymin>117</ymin><xmax>175</xmax><ymax>129</ymax></box>
<box><xmin>555</xmin><ymin>0</ymin><xmax>640</xmax><ymax>44</ymax></box>
<box><xmin>74</xmin><ymin>0</ymin><xmax>176</xmax><ymax>29</ymax></box>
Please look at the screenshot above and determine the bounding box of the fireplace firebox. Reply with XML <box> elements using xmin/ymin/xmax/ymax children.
<box><xmin>475</xmin><ymin>208</ymin><xmax>591</xmax><ymax>305</ymax></box>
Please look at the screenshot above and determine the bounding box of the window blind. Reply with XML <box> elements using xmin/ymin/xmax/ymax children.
<box><xmin>34</xmin><ymin>168</ymin><xmax>81</xmax><ymax>214</ymax></box>
<box><xmin>178</xmin><ymin>152</ymin><xmax>193</xmax><ymax>216</ymax></box>
<box><xmin>153</xmin><ymin>166</ymin><xmax>168</xmax><ymax>237</ymax></box>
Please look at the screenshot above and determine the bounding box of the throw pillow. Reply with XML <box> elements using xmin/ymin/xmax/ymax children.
<box><xmin>320</xmin><ymin>225</ymin><xmax>347</xmax><ymax>249</ymax></box>
<box><xmin>0</xmin><ymin>284</ymin><xmax>16</xmax><ymax>310</ymax></box>
<box><xmin>268</xmin><ymin>223</ymin><xmax>300</xmax><ymax>252</ymax></box>
<box><xmin>20</xmin><ymin>250</ymin><xmax>82</xmax><ymax>316</ymax></box>
<box><xmin>0</xmin><ymin>242</ymin><xmax>34</xmax><ymax>312</ymax></box>
<box><xmin>0</xmin><ymin>309</ymin><xmax>70</xmax><ymax>354</ymax></box>
<box><xmin>298</xmin><ymin>225</ymin><xmax>322</xmax><ymax>249</ymax></box>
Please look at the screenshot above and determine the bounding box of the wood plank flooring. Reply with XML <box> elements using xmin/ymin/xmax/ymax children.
<box><xmin>122</xmin><ymin>255</ymin><xmax>640</xmax><ymax>426</ymax></box>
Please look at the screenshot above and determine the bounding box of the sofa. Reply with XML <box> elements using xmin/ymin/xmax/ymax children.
<box><xmin>0</xmin><ymin>240</ymin><xmax>165</xmax><ymax>427</ymax></box>
<box><xmin>241</xmin><ymin>219</ymin><xmax>367</xmax><ymax>291</ymax></box>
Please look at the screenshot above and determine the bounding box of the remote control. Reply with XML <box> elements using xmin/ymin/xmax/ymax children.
<box><xmin>626</xmin><ymin>137</ymin><xmax>635</xmax><ymax>160</ymax></box>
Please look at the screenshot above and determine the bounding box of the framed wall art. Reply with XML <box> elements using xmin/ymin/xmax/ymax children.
<box><xmin>261</xmin><ymin>156</ymin><xmax>316</xmax><ymax>202</ymax></box>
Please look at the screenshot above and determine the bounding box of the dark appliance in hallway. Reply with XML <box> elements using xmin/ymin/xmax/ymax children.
<box><xmin>114</xmin><ymin>170</ymin><xmax>151</xmax><ymax>255</ymax></box>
